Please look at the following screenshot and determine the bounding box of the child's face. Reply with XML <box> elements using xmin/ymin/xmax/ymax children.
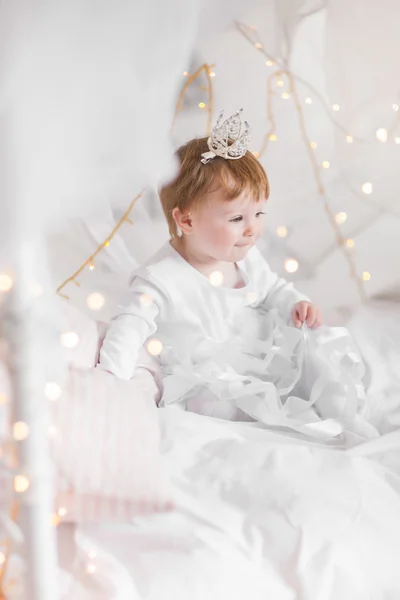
<box><xmin>190</xmin><ymin>184</ymin><xmax>267</xmax><ymax>262</ymax></box>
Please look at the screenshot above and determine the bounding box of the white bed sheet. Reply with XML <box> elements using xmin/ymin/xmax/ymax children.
<box><xmin>58</xmin><ymin>408</ymin><xmax>400</xmax><ymax>600</ymax></box>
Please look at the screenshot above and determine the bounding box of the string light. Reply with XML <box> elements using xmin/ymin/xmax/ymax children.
<box><xmin>362</xmin><ymin>271</ymin><xmax>371</xmax><ymax>281</ymax></box>
<box><xmin>252</xmin><ymin>150</ymin><xmax>260</xmax><ymax>158</ymax></box>
<box><xmin>266</xmin><ymin>60</ymin><xmax>274</xmax><ymax>67</ymax></box>
<box><xmin>58</xmin><ymin>507</ymin><xmax>67</xmax><ymax>517</ymax></box>
<box><xmin>335</xmin><ymin>212</ymin><xmax>347</xmax><ymax>224</ymax></box>
<box><xmin>284</xmin><ymin>258</ymin><xmax>299</xmax><ymax>273</ymax></box>
<box><xmin>209</xmin><ymin>270</ymin><xmax>224</xmax><ymax>286</ymax></box>
<box><xmin>309</xmin><ymin>141</ymin><xmax>317</xmax><ymax>149</ymax></box>
<box><xmin>147</xmin><ymin>339</ymin><xmax>163</xmax><ymax>356</ymax></box>
<box><xmin>393</xmin><ymin>104</ymin><xmax>399</xmax><ymax>112</ymax></box>
<box><xmin>395</xmin><ymin>137</ymin><xmax>400</xmax><ymax>144</ymax></box>
<box><xmin>87</xmin><ymin>564</ymin><xmax>96</xmax><ymax>574</ymax></box>
<box><xmin>13</xmin><ymin>422</ymin><xmax>29</xmax><ymax>442</ymax></box>
<box><xmin>332</xmin><ymin>104</ymin><xmax>340</xmax><ymax>111</ymax></box>
<box><xmin>346</xmin><ymin>239</ymin><xmax>355</xmax><ymax>248</ymax></box>
<box><xmin>322</xmin><ymin>161</ymin><xmax>330</xmax><ymax>169</ymax></box>
<box><xmin>255</xmin><ymin>42</ymin><xmax>263</xmax><ymax>49</ymax></box>
<box><xmin>51</xmin><ymin>514</ymin><xmax>61</xmax><ymax>527</ymax></box>
<box><xmin>0</xmin><ymin>393</ymin><xmax>8</xmax><ymax>405</ymax></box>
<box><xmin>89</xmin><ymin>262</ymin><xmax>95</xmax><ymax>271</ymax></box>
<box><xmin>305</xmin><ymin>97</ymin><xmax>312</xmax><ymax>104</ymax></box>
<box><xmin>376</xmin><ymin>128</ymin><xmax>388</xmax><ymax>142</ymax></box>
<box><xmin>86</xmin><ymin>292</ymin><xmax>105</xmax><ymax>311</ymax></box>
<box><xmin>183</xmin><ymin>71</ymin><xmax>189</xmax><ymax>76</ymax></box>
<box><xmin>269</xmin><ymin>133</ymin><xmax>278</xmax><ymax>141</ymax></box>
<box><xmin>198</xmin><ymin>102</ymin><xmax>206</xmax><ymax>109</ymax></box>
<box><xmin>60</xmin><ymin>331</ymin><xmax>79</xmax><ymax>348</ymax></box>
<box><xmin>209</xmin><ymin>71</ymin><xmax>216</xmax><ymax>77</ymax></box>
<box><xmin>0</xmin><ymin>274</ymin><xmax>13</xmax><ymax>292</ymax></box>
<box><xmin>140</xmin><ymin>293</ymin><xmax>153</xmax><ymax>307</ymax></box>
<box><xmin>362</xmin><ymin>182</ymin><xmax>373</xmax><ymax>194</ymax></box>
<box><xmin>276</xmin><ymin>225</ymin><xmax>288</xmax><ymax>238</ymax></box>
<box><xmin>56</xmin><ymin>192</ymin><xmax>143</xmax><ymax>298</ymax></box>
<box><xmin>14</xmin><ymin>475</ymin><xmax>30</xmax><ymax>493</ymax></box>
<box><xmin>45</xmin><ymin>382</ymin><xmax>62</xmax><ymax>401</ymax></box>
<box><xmin>276</xmin><ymin>79</ymin><xmax>284</xmax><ymax>87</ymax></box>
<box><xmin>172</xmin><ymin>63</ymin><xmax>215</xmax><ymax>136</ymax></box>
<box><xmin>346</xmin><ymin>135</ymin><xmax>354</xmax><ymax>143</ymax></box>
<box><xmin>282</xmin><ymin>92</ymin><xmax>290</xmax><ymax>100</ymax></box>
<box><xmin>0</xmin><ymin>552</ymin><xmax>5</xmax><ymax>565</ymax></box>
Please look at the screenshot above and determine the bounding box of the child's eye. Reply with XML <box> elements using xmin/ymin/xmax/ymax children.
<box><xmin>230</xmin><ymin>216</ymin><xmax>243</xmax><ymax>223</ymax></box>
<box><xmin>256</xmin><ymin>211</ymin><xmax>266</xmax><ymax>218</ymax></box>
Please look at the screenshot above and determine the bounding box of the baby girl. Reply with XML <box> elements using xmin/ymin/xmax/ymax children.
<box><xmin>99</xmin><ymin>110</ymin><xmax>372</xmax><ymax>439</ymax></box>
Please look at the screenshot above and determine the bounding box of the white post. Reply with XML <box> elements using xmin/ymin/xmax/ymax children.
<box><xmin>4</xmin><ymin>239</ymin><xmax>59</xmax><ymax>600</ymax></box>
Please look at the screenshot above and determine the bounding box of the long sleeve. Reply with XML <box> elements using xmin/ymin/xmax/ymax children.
<box><xmin>249</xmin><ymin>247</ymin><xmax>310</xmax><ymax>320</ymax></box>
<box><xmin>98</xmin><ymin>277</ymin><xmax>163</xmax><ymax>380</ymax></box>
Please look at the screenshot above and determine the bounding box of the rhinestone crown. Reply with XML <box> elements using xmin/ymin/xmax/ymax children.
<box><xmin>200</xmin><ymin>109</ymin><xmax>251</xmax><ymax>164</ymax></box>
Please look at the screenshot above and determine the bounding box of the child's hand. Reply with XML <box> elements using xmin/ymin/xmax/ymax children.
<box><xmin>292</xmin><ymin>301</ymin><xmax>322</xmax><ymax>329</ymax></box>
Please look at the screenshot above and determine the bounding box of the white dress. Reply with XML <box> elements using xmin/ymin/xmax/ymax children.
<box><xmin>99</xmin><ymin>242</ymin><xmax>377</xmax><ymax>441</ymax></box>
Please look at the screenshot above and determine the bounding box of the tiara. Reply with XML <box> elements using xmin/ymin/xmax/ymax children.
<box><xmin>200</xmin><ymin>109</ymin><xmax>251</xmax><ymax>164</ymax></box>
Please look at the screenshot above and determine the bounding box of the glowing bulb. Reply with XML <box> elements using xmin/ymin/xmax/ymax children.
<box><xmin>255</xmin><ymin>42</ymin><xmax>263</xmax><ymax>49</ymax></box>
<box><xmin>0</xmin><ymin>393</ymin><xmax>8</xmax><ymax>405</ymax></box>
<box><xmin>147</xmin><ymin>339</ymin><xmax>163</xmax><ymax>356</ymax></box>
<box><xmin>198</xmin><ymin>102</ymin><xmax>206</xmax><ymax>109</ymax></box>
<box><xmin>58</xmin><ymin>507</ymin><xmax>67</xmax><ymax>517</ymax></box>
<box><xmin>183</xmin><ymin>71</ymin><xmax>188</xmax><ymax>76</ymax></box>
<box><xmin>269</xmin><ymin>133</ymin><xmax>278</xmax><ymax>141</ymax></box>
<box><xmin>104</xmin><ymin>241</ymin><xmax>110</xmax><ymax>247</ymax></box>
<box><xmin>276</xmin><ymin>225</ymin><xmax>288</xmax><ymax>238</ymax></box>
<box><xmin>51</xmin><ymin>514</ymin><xmax>61</xmax><ymax>527</ymax></box>
<box><xmin>60</xmin><ymin>331</ymin><xmax>79</xmax><ymax>348</ymax></box>
<box><xmin>266</xmin><ymin>60</ymin><xmax>274</xmax><ymax>67</ymax></box>
<box><xmin>140</xmin><ymin>293</ymin><xmax>153</xmax><ymax>307</ymax></box>
<box><xmin>209</xmin><ymin>271</ymin><xmax>224</xmax><ymax>286</ymax></box>
<box><xmin>362</xmin><ymin>271</ymin><xmax>371</xmax><ymax>281</ymax></box>
<box><xmin>45</xmin><ymin>382</ymin><xmax>62</xmax><ymax>401</ymax></box>
<box><xmin>309</xmin><ymin>141</ymin><xmax>317</xmax><ymax>149</ymax></box>
<box><xmin>277</xmin><ymin>79</ymin><xmax>284</xmax><ymax>87</ymax></box>
<box><xmin>86</xmin><ymin>292</ymin><xmax>105</xmax><ymax>311</ymax></box>
<box><xmin>322</xmin><ymin>161</ymin><xmax>330</xmax><ymax>169</ymax></box>
<box><xmin>0</xmin><ymin>274</ymin><xmax>13</xmax><ymax>292</ymax></box>
<box><xmin>0</xmin><ymin>552</ymin><xmax>5</xmax><ymax>566</ymax></box>
<box><xmin>89</xmin><ymin>262</ymin><xmax>95</xmax><ymax>271</ymax></box>
<box><xmin>362</xmin><ymin>182</ymin><xmax>373</xmax><ymax>194</ymax></box>
<box><xmin>14</xmin><ymin>475</ymin><xmax>30</xmax><ymax>493</ymax></box>
<box><xmin>346</xmin><ymin>238</ymin><xmax>355</xmax><ymax>248</ymax></box>
<box><xmin>346</xmin><ymin>135</ymin><xmax>354</xmax><ymax>143</ymax></box>
<box><xmin>393</xmin><ymin>103</ymin><xmax>399</xmax><ymax>112</ymax></box>
<box><xmin>332</xmin><ymin>104</ymin><xmax>340</xmax><ymax>111</ymax></box>
<box><xmin>305</xmin><ymin>97</ymin><xmax>312</xmax><ymax>104</ymax></box>
<box><xmin>335</xmin><ymin>212</ymin><xmax>347</xmax><ymax>224</ymax></box>
<box><xmin>87</xmin><ymin>564</ymin><xmax>96</xmax><ymax>574</ymax></box>
<box><xmin>282</xmin><ymin>92</ymin><xmax>290</xmax><ymax>99</ymax></box>
<box><xmin>209</xmin><ymin>71</ymin><xmax>216</xmax><ymax>77</ymax></box>
<box><xmin>395</xmin><ymin>137</ymin><xmax>400</xmax><ymax>144</ymax></box>
<box><xmin>284</xmin><ymin>259</ymin><xmax>299</xmax><ymax>273</ymax></box>
<box><xmin>13</xmin><ymin>422</ymin><xmax>29</xmax><ymax>441</ymax></box>
<box><xmin>376</xmin><ymin>128</ymin><xmax>388</xmax><ymax>142</ymax></box>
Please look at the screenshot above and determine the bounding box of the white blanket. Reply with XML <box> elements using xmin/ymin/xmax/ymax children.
<box><xmin>55</xmin><ymin>408</ymin><xmax>400</xmax><ymax>600</ymax></box>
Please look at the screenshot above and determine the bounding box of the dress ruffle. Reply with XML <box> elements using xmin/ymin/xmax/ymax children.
<box><xmin>159</xmin><ymin>308</ymin><xmax>379</xmax><ymax>441</ymax></box>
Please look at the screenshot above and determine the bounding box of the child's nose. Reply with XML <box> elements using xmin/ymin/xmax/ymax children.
<box><xmin>244</xmin><ymin>223</ymin><xmax>256</xmax><ymax>237</ymax></box>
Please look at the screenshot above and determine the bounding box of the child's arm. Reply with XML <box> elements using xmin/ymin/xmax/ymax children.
<box><xmin>98</xmin><ymin>277</ymin><xmax>162</xmax><ymax>380</ymax></box>
<box><xmin>251</xmin><ymin>247</ymin><xmax>322</xmax><ymax>328</ymax></box>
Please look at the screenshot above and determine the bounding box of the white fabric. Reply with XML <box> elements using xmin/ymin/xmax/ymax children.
<box><xmin>55</xmin><ymin>408</ymin><xmax>400</xmax><ymax>600</ymax></box>
<box><xmin>99</xmin><ymin>241</ymin><xmax>308</xmax><ymax>380</ymax></box>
